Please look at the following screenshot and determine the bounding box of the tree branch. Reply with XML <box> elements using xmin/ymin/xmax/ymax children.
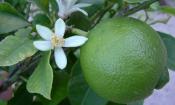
<box><xmin>122</xmin><ymin>0</ymin><xmax>158</xmax><ymax>16</ymax></box>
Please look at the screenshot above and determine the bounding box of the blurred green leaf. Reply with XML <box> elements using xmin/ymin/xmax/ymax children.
<box><xmin>78</xmin><ymin>0</ymin><xmax>105</xmax><ymax>17</ymax></box>
<box><xmin>159</xmin><ymin>32</ymin><xmax>175</xmax><ymax>71</ymax></box>
<box><xmin>5</xmin><ymin>0</ymin><xmax>28</xmax><ymax>14</ymax></box>
<box><xmin>8</xmin><ymin>83</ymin><xmax>33</xmax><ymax>105</ymax></box>
<box><xmin>68</xmin><ymin>61</ymin><xmax>107</xmax><ymax>105</ymax></box>
<box><xmin>32</xmin><ymin>14</ymin><xmax>51</xmax><ymax>27</ymax></box>
<box><xmin>81</xmin><ymin>88</ymin><xmax>107</xmax><ymax>105</ymax></box>
<box><xmin>39</xmin><ymin>71</ymin><xmax>69</xmax><ymax>105</ymax></box>
<box><xmin>0</xmin><ymin>3</ymin><xmax>28</xmax><ymax>34</ymax></box>
<box><xmin>27</xmin><ymin>52</ymin><xmax>53</xmax><ymax>99</ymax></box>
<box><xmin>160</xmin><ymin>6</ymin><xmax>175</xmax><ymax>16</ymax></box>
<box><xmin>15</xmin><ymin>27</ymin><xmax>32</xmax><ymax>37</ymax></box>
<box><xmin>50</xmin><ymin>0</ymin><xmax>58</xmax><ymax>12</ymax></box>
<box><xmin>68</xmin><ymin>13</ymin><xmax>91</xmax><ymax>31</ymax></box>
<box><xmin>155</xmin><ymin>67</ymin><xmax>169</xmax><ymax>89</ymax></box>
<box><xmin>0</xmin><ymin>2</ymin><xmax>24</xmax><ymax>17</ymax></box>
<box><xmin>32</xmin><ymin>0</ymin><xmax>49</xmax><ymax>13</ymax></box>
<box><xmin>0</xmin><ymin>36</ymin><xmax>37</xmax><ymax>66</ymax></box>
<box><xmin>0</xmin><ymin>100</ymin><xmax>7</xmax><ymax>105</ymax></box>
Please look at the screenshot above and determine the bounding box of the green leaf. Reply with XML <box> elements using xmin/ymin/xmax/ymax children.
<box><xmin>15</xmin><ymin>27</ymin><xmax>32</xmax><ymax>37</ymax></box>
<box><xmin>0</xmin><ymin>2</ymin><xmax>23</xmax><ymax>17</ymax></box>
<box><xmin>79</xmin><ymin>0</ymin><xmax>104</xmax><ymax>17</ymax></box>
<box><xmin>0</xmin><ymin>100</ymin><xmax>7</xmax><ymax>105</ymax></box>
<box><xmin>160</xmin><ymin>6</ymin><xmax>175</xmax><ymax>16</ymax></box>
<box><xmin>0</xmin><ymin>3</ymin><xmax>28</xmax><ymax>34</ymax></box>
<box><xmin>155</xmin><ymin>67</ymin><xmax>169</xmax><ymax>89</ymax></box>
<box><xmin>81</xmin><ymin>88</ymin><xmax>107</xmax><ymax>105</ymax></box>
<box><xmin>68</xmin><ymin>61</ymin><xmax>107</xmax><ymax>105</ymax></box>
<box><xmin>5</xmin><ymin>0</ymin><xmax>28</xmax><ymax>14</ymax></box>
<box><xmin>8</xmin><ymin>83</ymin><xmax>33</xmax><ymax>105</ymax></box>
<box><xmin>39</xmin><ymin>71</ymin><xmax>69</xmax><ymax>105</ymax></box>
<box><xmin>27</xmin><ymin>52</ymin><xmax>53</xmax><ymax>99</ymax></box>
<box><xmin>0</xmin><ymin>36</ymin><xmax>37</xmax><ymax>66</ymax></box>
<box><xmin>68</xmin><ymin>13</ymin><xmax>91</xmax><ymax>31</ymax></box>
<box><xmin>32</xmin><ymin>14</ymin><xmax>51</xmax><ymax>27</ymax></box>
<box><xmin>159</xmin><ymin>32</ymin><xmax>175</xmax><ymax>70</ymax></box>
<box><xmin>32</xmin><ymin>0</ymin><xmax>49</xmax><ymax>13</ymax></box>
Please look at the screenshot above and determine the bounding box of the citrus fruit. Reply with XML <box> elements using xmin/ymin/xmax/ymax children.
<box><xmin>80</xmin><ymin>17</ymin><xmax>169</xmax><ymax>104</ymax></box>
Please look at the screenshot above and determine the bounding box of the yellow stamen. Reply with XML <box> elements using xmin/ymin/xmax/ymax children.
<box><xmin>51</xmin><ymin>34</ymin><xmax>65</xmax><ymax>48</ymax></box>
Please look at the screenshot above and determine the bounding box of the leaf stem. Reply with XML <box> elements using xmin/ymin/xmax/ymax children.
<box><xmin>0</xmin><ymin>54</ymin><xmax>40</xmax><ymax>92</ymax></box>
<box><xmin>90</xmin><ymin>2</ymin><xmax>114</xmax><ymax>28</ymax></box>
<box><xmin>122</xmin><ymin>0</ymin><xmax>158</xmax><ymax>16</ymax></box>
<box><xmin>71</xmin><ymin>28</ymin><xmax>88</xmax><ymax>36</ymax></box>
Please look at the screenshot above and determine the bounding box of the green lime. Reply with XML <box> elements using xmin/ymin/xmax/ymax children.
<box><xmin>80</xmin><ymin>17</ymin><xmax>168</xmax><ymax>104</ymax></box>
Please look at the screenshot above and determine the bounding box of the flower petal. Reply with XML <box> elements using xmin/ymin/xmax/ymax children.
<box><xmin>63</xmin><ymin>36</ymin><xmax>88</xmax><ymax>47</ymax></box>
<box><xmin>66</xmin><ymin>0</ymin><xmax>77</xmax><ymax>8</ymax></box>
<box><xmin>57</xmin><ymin>0</ymin><xmax>66</xmax><ymax>18</ymax></box>
<box><xmin>68</xmin><ymin>7</ymin><xmax>88</xmax><ymax>16</ymax></box>
<box><xmin>73</xmin><ymin>3</ymin><xmax>91</xmax><ymax>8</ymax></box>
<box><xmin>55</xmin><ymin>18</ymin><xmax>66</xmax><ymax>37</ymax></box>
<box><xmin>33</xmin><ymin>41</ymin><xmax>52</xmax><ymax>51</ymax></box>
<box><xmin>36</xmin><ymin>25</ymin><xmax>52</xmax><ymax>40</ymax></box>
<box><xmin>54</xmin><ymin>48</ymin><xmax>67</xmax><ymax>69</ymax></box>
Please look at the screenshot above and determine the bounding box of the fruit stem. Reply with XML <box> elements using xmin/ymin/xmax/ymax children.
<box><xmin>71</xmin><ymin>28</ymin><xmax>88</xmax><ymax>36</ymax></box>
<box><xmin>122</xmin><ymin>0</ymin><xmax>158</xmax><ymax>16</ymax></box>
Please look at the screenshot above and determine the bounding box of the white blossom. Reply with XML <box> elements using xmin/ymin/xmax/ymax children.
<box><xmin>33</xmin><ymin>18</ymin><xmax>88</xmax><ymax>69</ymax></box>
<box><xmin>57</xmin><ymin>0</ymin><xmax>91</xmax><ymax>19</ymax></box>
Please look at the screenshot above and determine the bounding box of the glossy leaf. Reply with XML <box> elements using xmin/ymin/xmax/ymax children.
<box><xmin>0</xmin><ymin>36</ymin><xmax>37</xmax><ymax>66</ymax></box>
<box><xmin>159</xmin><ymin>32</ymin><xmax>175</xmax><ymax>70</ymax></box>
<box><xmin>27</xmin><ymin>52</ymin><xmax>53</xmax><ymax>99</ymax></box>
<box><xmin>68</xmin><ymin>61</ymin><xmax>107</xmax><ymax>105</ymax></box>
<box><xmin>40</xmin><ymin>71</ymin><xmax>69</xmax><ymax>105</ymax></box>
<box><xmin>0</xmin><ymin>3</ymin><xmax>28</xmax><ymax>34</ymax></box>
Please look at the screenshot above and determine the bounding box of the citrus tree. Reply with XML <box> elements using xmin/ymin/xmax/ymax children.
<box><xmin>0</xmin><ymin>0</ymin><xmax>175</xmax><ymax>105</ymax></box>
